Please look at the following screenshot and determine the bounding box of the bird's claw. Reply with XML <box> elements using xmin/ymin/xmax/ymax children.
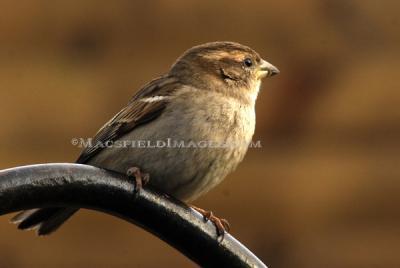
<box><xmin>191</xmin><ymin>205</ymin><xmax>230</xmax><ymax>237</ymax></box>
<box><xmin>126</xmin><ymin>167</ymin><xmax>149</xmax><ymax>193</ymax></box>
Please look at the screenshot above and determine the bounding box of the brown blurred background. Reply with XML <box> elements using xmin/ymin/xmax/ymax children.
<box><xmin>0</xmin><ymin>0</ymin><xmax>399</xmax><ymax>267</ymax></box>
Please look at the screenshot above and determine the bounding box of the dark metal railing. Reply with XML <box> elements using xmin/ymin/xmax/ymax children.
<box><xmin>0</xmin><ymin>163</ymin><xmax>267</xmax><ymax>267</ymax></box>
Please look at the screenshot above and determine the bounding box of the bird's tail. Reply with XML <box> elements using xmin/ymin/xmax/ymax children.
<box><xmin>11</xmin><ymin>207</ymin><xmax>78</xmax><ymax>235</ymax></box>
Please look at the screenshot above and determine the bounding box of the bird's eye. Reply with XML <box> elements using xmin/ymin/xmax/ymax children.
<box><xmin>244</xmin><ymin>58</ymin><xmax>253</xmax><ymax>67</ymax></box>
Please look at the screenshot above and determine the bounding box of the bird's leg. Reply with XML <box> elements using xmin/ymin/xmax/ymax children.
<box><xmin>190</xmin><ymin>205</ymin><xmax>230</xmax><ymax>237</ymax></box>
<box><xmin>126</xmin><ymin>167</ymin><xmax>150</xmax><ymax>193</ymax></box>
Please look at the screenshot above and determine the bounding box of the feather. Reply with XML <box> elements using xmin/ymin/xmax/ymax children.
<box><xmin>12</xmin><ymin>75</ymin><xmax>181</xmax><ymax>234</ymax></box>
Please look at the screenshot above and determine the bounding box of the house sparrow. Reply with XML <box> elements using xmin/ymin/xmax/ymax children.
<box><xmin>12</xmin><ymin>41</ymin><xmax>279</xmax><ymax>236</ymax></box>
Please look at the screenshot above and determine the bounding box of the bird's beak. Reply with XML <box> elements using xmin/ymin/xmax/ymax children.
<box><xmin>258</xmin><ymin>59</ymin><xmax>280</xmax><ymax>79</ymax></box>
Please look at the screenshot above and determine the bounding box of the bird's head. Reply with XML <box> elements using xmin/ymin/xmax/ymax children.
<box><xmin>170</xmin><ymin>41</ymin><xmax>279</xmax><ymax>103</ymax></box>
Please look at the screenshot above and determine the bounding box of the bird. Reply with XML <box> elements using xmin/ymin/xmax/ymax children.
<box><xmin>11</xmin><ymin>41</ymin><xmax>279</xmax><ymax>236</ymax></box>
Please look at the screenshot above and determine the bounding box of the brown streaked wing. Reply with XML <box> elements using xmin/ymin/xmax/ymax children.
<box><xmin>76</xmin><ymin>75</ymin><xmax>180</xmax><ymax>164</ymax></box>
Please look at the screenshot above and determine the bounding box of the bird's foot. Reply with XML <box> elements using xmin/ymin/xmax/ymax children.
<box><xmin>190</xmin><ymin>205</ymin><xmax>230</xmax><ymax>237</ymax></box>
<box><xmin>126</xmin><ymin>167</ymin><xmax>150</xmax><ymax>193</ymax></box>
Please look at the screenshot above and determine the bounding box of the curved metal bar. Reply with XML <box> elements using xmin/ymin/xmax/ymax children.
<box><xmin>0</xmin><ymin>163</ymin><xmax>267</xmax><ymax>268</ymax></box>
